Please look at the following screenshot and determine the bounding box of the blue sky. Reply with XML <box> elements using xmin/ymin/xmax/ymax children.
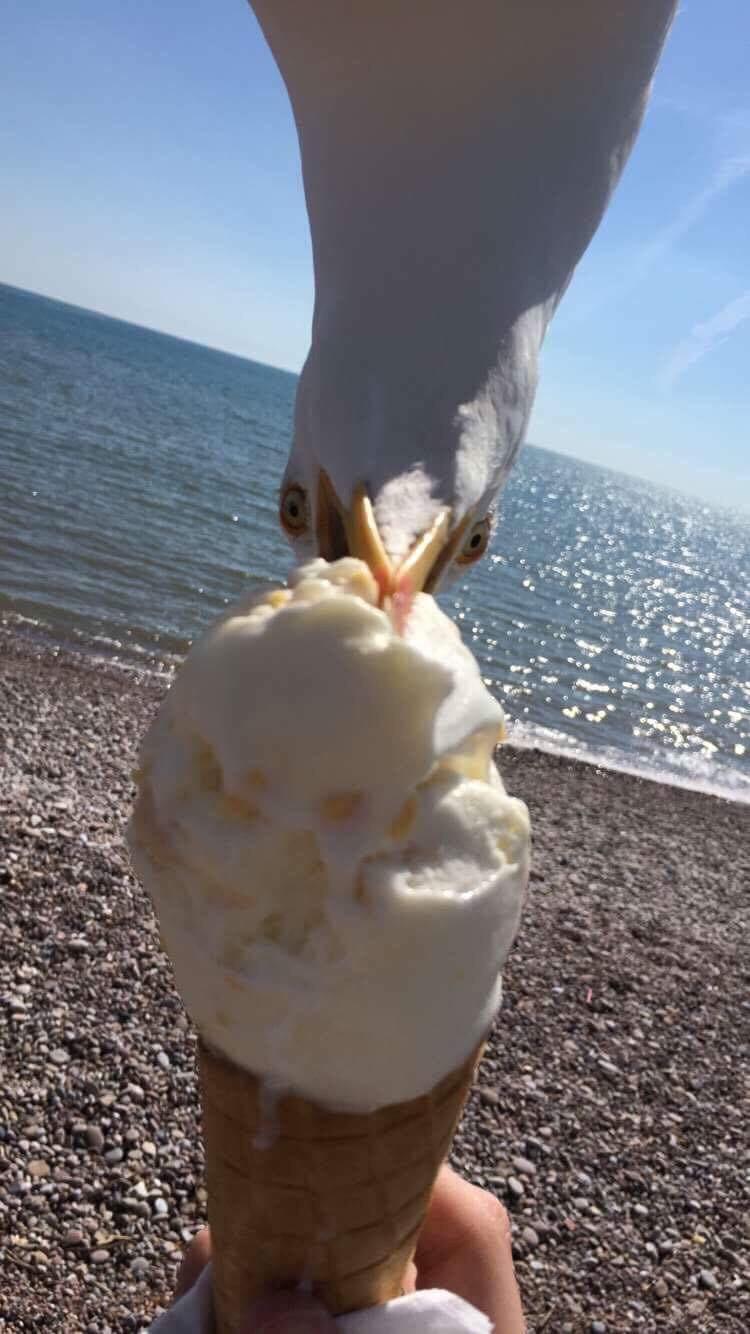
<box><xmin>2</xmin><ymin>1</ymin><xmax>749</xmax><ymax>510</ymax></box>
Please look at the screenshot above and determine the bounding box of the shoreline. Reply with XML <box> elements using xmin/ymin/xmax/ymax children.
<box><xmin>3</xmin><ymin>614</ymin><xmax>747</xmax><ymax>809</ymax></box>
<box><xmin>1</xmin><ymin>628</ymin><xmax>748</xmax><ymax>1331</ymax></box>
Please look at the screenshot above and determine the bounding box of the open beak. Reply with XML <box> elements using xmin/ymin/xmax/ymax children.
<box><xmin>316</xmin><ymin>471</ymin><xmax>467</xmax><ymax>601</ymax></box>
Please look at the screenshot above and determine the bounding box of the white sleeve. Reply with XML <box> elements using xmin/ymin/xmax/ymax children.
<box><xmin>146</xmin><ymin>1267</ymin><xmax>491</xmax><ymax>1334</ymax></box>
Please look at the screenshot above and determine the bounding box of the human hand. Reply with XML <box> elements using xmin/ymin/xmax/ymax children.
<box><xmin>176</xmin><ymin>1164</ymin><xmax>525</xmax><ymax>1332</ymax></box>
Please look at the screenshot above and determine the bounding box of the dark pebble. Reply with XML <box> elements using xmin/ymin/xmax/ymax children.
<box><xmin>85</xmin><ymin>1125</ymin><xmax>105</xmax><ymax>1152</ymax></box>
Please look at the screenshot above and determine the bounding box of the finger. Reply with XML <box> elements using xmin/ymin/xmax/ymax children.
<box><xmin>402</xmin><ymin>1257</ymin><xmax>418</xmax><ymax>1294</ymax></box>
<box><xmin>175</xmin><ymin>1227</ymin><xmax>212</xmax><ymax>1299</ymax></box>
<box><xmin>239</xmin><ymin>1292</ymin><xmax>337</xmax><ymax>1333</ymax></box>
<box><xmin>415</xmin><ymin>1165</ymin><xmax>525</xmax><ymax>1332</ymax></box>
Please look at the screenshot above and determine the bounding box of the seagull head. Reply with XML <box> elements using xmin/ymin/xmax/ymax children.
<box><xmin>277</xmin><ymin>305</ymin><xmax>545</xmax><ymax>601</ymax></box>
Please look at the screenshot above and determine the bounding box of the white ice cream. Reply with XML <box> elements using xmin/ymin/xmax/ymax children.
<box><xmin>128</xmin><ymin>559</ymin><xmax>529</xmax><ymax>1111</ymax></box>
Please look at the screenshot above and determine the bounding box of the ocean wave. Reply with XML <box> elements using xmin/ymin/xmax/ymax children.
<box><xmin>507</xmin><ymin>718</ymin><xmax>750</xmax><ymax>805</ymax></box>
<box><xmin>0</xmin><ymin>608</ymin><xmax>180</xmax><ymax>681</ymax></box>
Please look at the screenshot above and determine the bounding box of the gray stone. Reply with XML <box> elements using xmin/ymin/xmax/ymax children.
<box><xmin>507</xmin><ymin>1176</ymin><xmax>524</xmax><ymax>1199</ymax></box>
<box><xmin>522</xmin><ymin>1226</ymin><xmax>540</xmax><ymax>1249</ymax></box>
<box><xmin>699</xmin><ymin>1270</ymin><xmax>719</xmax><ymax>1292</ymax></box>
<box><xmin>512</xmin><ymin>1156</ymin><xmax>537</xmax><ymax>1177</ymax></box>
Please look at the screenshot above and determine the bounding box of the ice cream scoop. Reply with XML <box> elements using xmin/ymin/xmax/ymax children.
<box><xmin>128</xmin><ymin>558</ymin><xmax>530</xmax><ymax>1326</ymax></box>
<box><xmin>129</xmin><ymin>557</ymin><xmax>529</xmax><ymax>1113</ymax></box>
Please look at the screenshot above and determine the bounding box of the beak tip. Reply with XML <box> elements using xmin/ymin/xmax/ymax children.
<box><xmin>323</xmin><ymin>472</ymin><xmax>453</xmax><ymax>602</ymax></box>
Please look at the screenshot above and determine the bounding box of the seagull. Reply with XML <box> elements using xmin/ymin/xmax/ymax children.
<box><xmin>250</xmin><ymin>1</ymin><xmax>678</xmax><ymax>598</ymax></box>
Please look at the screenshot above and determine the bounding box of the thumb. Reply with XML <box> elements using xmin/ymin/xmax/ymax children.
<box><xmin>239</xmin><ymin>1290</ymin><xmax>337</xmax><ymax>1333</ymax></box>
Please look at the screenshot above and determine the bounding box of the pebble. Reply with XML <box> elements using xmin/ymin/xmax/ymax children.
<box><xmin>129</xmin><ymin>1257</ymin><xmax>150</xmax><ymax>1279</ymax></box>
<box><xmin>27</xmin><ymin>1159</ymin><xmax>50</xmax><ymax>1178</ymax></box>
<box><xmin>699</xmin><ymin>1269</ymin><xmax>719</xmax><ymax>1291</ymax></box>
<box><xmin>90</xmin><ymin>1249</ymin><xmax>110</xmax><ymax>1264</ymax></box>
<box><xmin>590</xmin><ymin>1322</ymin><xmax>607</xmax><ymax>1334</ymax></box>
<box><xmin>104</xmin><ymin>1146</ymin><xmax>123</xmax><ymax>1165</ymax></box>
<box><xmin>63</xmin><ymin>1229</ymin><xmax>85</xmax><ymax>1247</ymax></box>
<box><xmin>507</xmin><ymin>1177</ymin><xmax>524</xmax><ymax>1199</ymax></box>
<box><xmin>153</xmin><ymin>1197</ymin><xmax>168</xmax><ymax>1216</ymax></box>
<box><xmin>49</xmin><ymin>1047</ymin><xmax>70</xmax><ymax>1065</ymax></box>
<box><xmin>522</xmin><ymin>1226</ymin><xmax>540</xmax><ymax>1249</ymax></box>
<box><xmin>478</xmin><ymin>1087</ymin><xmax>500</xmax><ymax>1107</ymax></box>
<box><xmin>512</xmin><ymin>1156</ymin><xmax>537</xmax><ymax>1177</ymax></box>
<box><xmin>156</xmin><ymin>1050</ymin><xmax>171</xmax><ymax>1071</ymax></box>
<box><xmin>654</xmin><ymin>1278</ymin><xmax>669</xmax><ymax>1299</ymax></box>
<box><xmin>85</xmin><ymin>1125</ymin><xmax>105</xmax><ymax>1152</ymax></box>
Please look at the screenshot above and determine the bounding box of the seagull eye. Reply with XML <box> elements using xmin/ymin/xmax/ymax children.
<box><xmin>279</xmin><ymin>484</ymin><xmax>309</xmax><ymax>536</ymax></box>
<box><xmin>457</xmin><ymin>516</ymin><xmax>492</xmax><ymax>565</ymax></box>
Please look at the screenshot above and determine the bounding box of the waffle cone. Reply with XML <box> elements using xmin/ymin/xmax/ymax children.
<box><xmin>198</xmin><ymin>1038</ymin><xmax>482</xmax><ymax>1331</ymax></box>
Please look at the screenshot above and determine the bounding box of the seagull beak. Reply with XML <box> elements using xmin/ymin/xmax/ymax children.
<box><xmin>344</xmin><ymin>484</ymin><xmax>394</xmax><ymax>598</ymax></box>
<box><xmin>316</xmin><ymin>470</ymin><xmax>458</xmax><ymax>600</ymax></box>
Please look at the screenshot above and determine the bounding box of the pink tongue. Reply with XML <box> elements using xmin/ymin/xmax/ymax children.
<box><xmin>390</xmin><ymin>576</ymin><xmax>416</xmax><ymax>636</ymax></box>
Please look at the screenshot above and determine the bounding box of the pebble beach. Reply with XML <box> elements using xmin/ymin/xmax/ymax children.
<box><xmin>1</xmin><ymin>626</ymin><xmax>748</xmax><ymax>1333</ymax></box>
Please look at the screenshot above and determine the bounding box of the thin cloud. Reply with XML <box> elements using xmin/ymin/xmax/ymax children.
<box><xmin>626</xmin><ymin>152</ymin><xmax>750</xmax><ymax>284</ymax></box>
<box><xmin>662</xmin><ymin>288</ymin><xmax>750</xmax><ymax>387</ymax></box>
<box><xmin>569</xmin><ymin>111</ymin><xmax>750</xmax><ymax>323</ymax></box>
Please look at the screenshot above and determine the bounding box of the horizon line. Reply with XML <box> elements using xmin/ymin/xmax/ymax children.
<box><xmin>2</xmin><ymin>278</ymin><xmax>747</xmax><ymax>520</ymax></box>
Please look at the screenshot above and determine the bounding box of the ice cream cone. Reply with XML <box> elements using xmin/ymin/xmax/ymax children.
<box><xmin>198</xmin><ymin>1038</ymin><xmax>483</xmax><ymax>1332</ymax></box>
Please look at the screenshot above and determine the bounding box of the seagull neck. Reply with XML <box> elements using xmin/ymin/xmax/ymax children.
<box><xmin>253</xmin><ymin>0</ymin><xmax>677</xmax><ymax>329</ymax></box>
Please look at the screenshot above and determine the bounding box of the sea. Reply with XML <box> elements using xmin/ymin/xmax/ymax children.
<box><xmin>1</xmin><ymin>282</ymin><xmax>748</xmax><ymax>803</ymax></box>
